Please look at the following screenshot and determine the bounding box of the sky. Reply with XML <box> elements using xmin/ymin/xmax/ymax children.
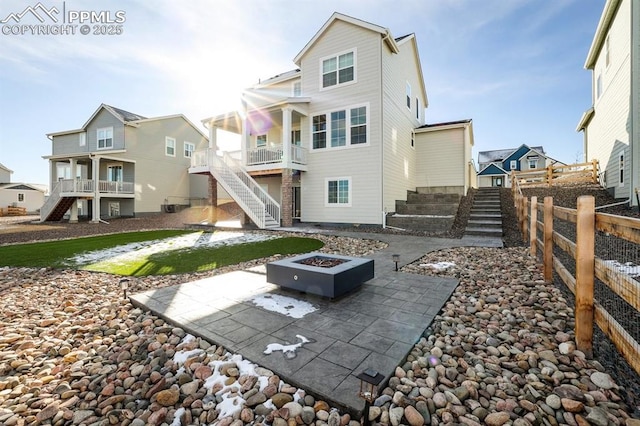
<box><xmin>0</xmin><ymin>0</ymin><xmax>605</xmax><ymax>187</ymax></box>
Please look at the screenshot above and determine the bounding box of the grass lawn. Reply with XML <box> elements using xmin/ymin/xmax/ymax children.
<box><xmin>0</xmin><ymin>231</ymin><xmax>324</xmax><ymax>277</ymax></box>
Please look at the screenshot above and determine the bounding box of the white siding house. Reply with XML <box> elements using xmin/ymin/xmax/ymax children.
<box><xmin>0</xmin><ymin>162</ymin><xmax>46</xmax><ymax>215</ymax></box>
<box><xmin>577</xmin><ymin>0</ymin><xmax>640</xmax><ymax>205</ymax></box>
<box><xmin>192</xmin><ymin>13</ymin><xmax>474</xmax><ymax>228</ymax></box>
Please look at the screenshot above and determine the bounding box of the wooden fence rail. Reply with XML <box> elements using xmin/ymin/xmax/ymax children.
<box><xmin>514</xmin><ymin>190</ymin><xmax>640</xmax><ymax>376</ymax></box>
<box><xmin>0</xmin><ymin>206</ymin><xmax>27</xmax><ymax>216</ymax></box>
<box><xmin>511</xmin><ymin>159</ymin><xmax>599</xmax><ymax>189</ymax></box>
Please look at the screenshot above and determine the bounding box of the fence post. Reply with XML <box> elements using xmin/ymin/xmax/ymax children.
<box><xmin>543</xmin><ymin>196</ymin><xmax>553</xmax><ymax>283</ymax></box>
<box><xmin>591</xmin><ymin>159</ymin><xmax>598</xmax><ymax>183</ymax></box>
<box><xmin>546</xmin><ymin>165</ymin><xmax>553</xmax><ymax>187</ymax></box>
<box><xmin>530</xmin><ymin>196</ymin><xmax>537</xmax><ymax>257</ymax></box>
<box><xmin>521</xmin><ymin>196</ymin><xmax>528</xmax><ymax>242</ymax></box>
<box><xmin>575</xmin><ymin>195</ymin><xmax>595</xmax><ymax>357</ymax></box>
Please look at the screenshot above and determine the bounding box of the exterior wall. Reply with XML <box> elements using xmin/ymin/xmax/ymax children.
<box><xmin>297</xmin><ymin>19</ymin><xmax>383</xmax><ymax>224</ymax></box>
<box><xmin>253</xmin><ymin>176</ymin><xmax>283</xmax><ymax>203</ymax></box>
<box><xmin>0</xmin><ymin>186</ymin><xmax>45</xmax><ymax>213</ymax></box>
<box><xmin>586</xmin><ymin>0</ymin><xmax>632</xmax><ymax>199</ymax></box>
<box><xmin>0</xmin><ymin>168</ymin><xmax>11</xmax><ymax>183</ymax></box>
<box><xmin>105</xmin><ymin>116</ymin><xmax>208</xmax><ymax>214</ymax></box>
<box><xmin>244</xmin><ymin>76</ymin><xmax>302</xmax><ymax>109</ymax></box>
<box><xmin>381</xmin><ymin>37</ymin><xmax>426</xmax><ymax>213</ymax></box>
<box><xmin>415</xmin><ymin>128</ymin><xmax>465</xmax><ymax>189</ymax></box>
<box><xmin>632</xmin><ymin>0</ymin><xmax>640</xmax><ymax>206</ymax></box>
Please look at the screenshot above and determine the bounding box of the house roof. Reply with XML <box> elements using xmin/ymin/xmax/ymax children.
<box><xmin>584</xmin><ymin>0</ymin><xmax>621</xmax><ymax>69</ymax></box>
<box><xmin>478</xmin><ymin>163</ymin><xmax>508</xmax><ymax>176</ymax></box>
<box><xmin>478</xmin><ymin>144</ymin><xmax>546</xmax><ymax>164</ymax></box>
<box><xmin>576</xmin><ymin>107</ymin><xmax>595</xmax><ymax>131</ymax></box>
<box><xmin>417</xmin><ymin>119</ymin><xmax>472</xmax><ymax>129</ymax></box>
<box><xmin>293</xmin><ymin>12</ymin><xmax>399</xmax><ymax>65</ymax></box>
<box><xmin>254</xmin><ymin>69</ymin><xmax>301</xmax><ymax>88</ymax></box>
<box><xmin>0</xmin><ymin>182</ymin><xmax>46</xmax><ymax>193</ymax></box>
<box><xmin>0</xmin><ymin>162</ymin><xmax>13</xmax><ymax>174</ymax></box>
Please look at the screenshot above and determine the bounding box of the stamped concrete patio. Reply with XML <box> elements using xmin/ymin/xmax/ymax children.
<box><xmin>130</xmin><ymin>231</ymin><xmax>501</xmax><ymax>413</ymax></box>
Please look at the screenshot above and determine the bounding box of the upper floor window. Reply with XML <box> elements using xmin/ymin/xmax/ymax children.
<box><xmin>605</xmin><ymin>35</ymin><xmax>610</xmax><ymax>67</ymax></box>
<box><xmin>510</xmin><ymin>160</ymin><xmax>517</xmax><ymax>170</ymax></box>
<box><xmin>165</xmin><ymin>137</ymin><xmax>176</xmax><ymax>157</ymax></box>
<box><xmin>527</xmin><ymin>156</ymin><xmax>538</xmax><ymax>169</ymax></box>
<box><xmin>184</xmin><ymin>141</ymin><xmax>195</xmax><ymax>158</ymax></box>
<box><xmin>292</xmin><ymin>81</ymin><xmax>302</xmax><ymax>97</ymax></box>
<box><xmin>410</xmin><ymin>130</ymin><xmax>415</xmax><ymax>149</ymax></box>
<box><xmin>256</xmin><ymin>134</ymin><xmax>267</xmax><ymax>147</ymax></box>
<box><xmin>79</xmin><ymin>132</ymin><xmax>86</xmax><ymax>147</ymax></box>
<box><xmin>312</xmin><ymin>105</ymin><xmax>368</xmax><ymax>150</ymax></box>
<box><xmin>97</xmin><ymin>127</ymin><xmax>113</xmax><ymax>149</ymax></box>
<box><xmin>596</xmin><ymin>74</ymin><xmax>602</xmax><ymax>99</ymax></box>
<box><xmin>406</xmin><ymin>82</ymin><xmax>411</xmax><ymax>109</ymax></box>
<box><xmin>321</xmin><ymin>50</ymin><xmax>355</xmax><ymax>89</ymax></box>
<box><xmin>415</xmin><ymin>98</ymin><xmax>420</xmax><ymax>120</ymax></box>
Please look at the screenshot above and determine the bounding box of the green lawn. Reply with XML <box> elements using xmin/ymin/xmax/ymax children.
<box><xmin>0</xmin><ymin>231</ymin><xmax>324</xmax><ymax>277</ymax></box>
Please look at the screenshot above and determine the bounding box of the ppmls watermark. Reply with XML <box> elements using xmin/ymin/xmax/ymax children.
<box><xmin>1</xmin><ymin>2</ymin><xmax>125</xmax><ymax>36</ymax></box>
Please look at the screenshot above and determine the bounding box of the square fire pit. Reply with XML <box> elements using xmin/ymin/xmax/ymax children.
<box><xmin>266</xmin><ymin>252</ymin><xmax>374</xmax><ymax>298</ymax></box>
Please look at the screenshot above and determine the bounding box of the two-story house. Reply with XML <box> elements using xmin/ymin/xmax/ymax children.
<box><xmin>0</xmin><ymin>162</ymin><xmax>46</xmax><ymax>214</ymax></box>
<box><xmin>190</xmin><ymin>12</ymin><xmax>475</xmax><ymax>228</ymax></box>
<box><xmin>577</xmin><ymin>0</ymin><xmax>640</xmax><ymax>206</ymax></box>
<box><xmin>42</xmin><ymin>104</ymin><xmax>209</xmax><ymax>222</ymax></box>
<box><xmin>477</xmin><ymin>144</ymin><xmax>558</xmax><ymax>188</ymax></box>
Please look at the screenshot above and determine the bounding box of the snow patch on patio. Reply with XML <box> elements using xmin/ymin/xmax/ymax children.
<box><xmin>65</xmin><ymin>231</ymin><xmax>278</xmax><ymax>266</ymax></box>
<box><xmin>248</xmin><ymin>294</ymin><xmax>317</xmax><ymax>318</ymax></box>
<box><xmin>263</xmin><ymin>335</ymin><xmax>311</xmax><ymax>359</ymax></box>
<box><xmin>420</xmin><ymin>261</ymin><xmax>456</xmax><ymax>271</ymax></box>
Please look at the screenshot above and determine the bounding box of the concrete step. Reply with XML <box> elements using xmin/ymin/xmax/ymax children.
<box><xmin>470</xmin><ymin>212</ymin><xmax>502</xmax><ymax>219</ymax></box>
<box><xmin>386</xmin><ymin>214</ymin><xmax>454</xmax><ymax>232</ymax></box>
<box><xmin>468</xmin><ymin>219</ymin><xmax>502</xmax><ymax>228</ymax></box>
<box><xmin>465</xmin><ymin>227</ymin><xmax>503</xmax><ymax>237</ymax></box>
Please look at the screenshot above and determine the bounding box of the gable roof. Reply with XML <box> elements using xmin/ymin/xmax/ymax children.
<box><xmin>0</xmin><ymin>162</ymin><xmax>13</xmax><ymax>174</ymax></box>
<box><xmin>293</xmin><ymin>12</ymin><xmax>399</xmax><ymax>65</ymax></box>
<box><xmin>478</xmin><ymin>144</ymin><xmax>545</xmax><ymax>164</ymax></box>
<box><xmin>0</xmin><ymin>183</ymin><xmax>46</xmax><ymax>192</ymax></box>
<box><xmin>585</xmin><ymin>0</ymin><xmax>621</xmax><ymax>69</ymax></box>
<box><xmin>396</xmin><ymin>33</ymin><xmax>428</xmax><ymax>108</ymax></box>
<box><xmin>478</xmin><ymin>163</ymin><xmax>508</xmax><ymax>176</ymax></box>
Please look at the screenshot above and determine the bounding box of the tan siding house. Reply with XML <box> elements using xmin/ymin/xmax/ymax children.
<box><xmin>577</xmin><ymin>0</ymin><xmax>640</xmax><ymax>205</ymax></box>
<box><xmin>193</xmin><ymin>13</ymin><xmax>474</xmax><ymax>228</ymax></box>
<box><xmin>43</xmin><ymin>104</ymin><xmax>209</xmax><ymax>222</ymax></box>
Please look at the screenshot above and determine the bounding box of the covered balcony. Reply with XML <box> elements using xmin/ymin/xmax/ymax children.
<box><xmin>56</xmin><ymin>178</ymin><xmax>135</xmax><ymax>197</ymax></box>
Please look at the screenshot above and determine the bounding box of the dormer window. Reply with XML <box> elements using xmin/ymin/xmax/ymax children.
<box><xmin>321</xmin><ymin>50</ymin><xmax>355</xmax><ymax>89</ymax></box>
<box><xmin>97</xmin><ymin>127</ymin><xmax>113</xmax><ymax>149</ymax></box>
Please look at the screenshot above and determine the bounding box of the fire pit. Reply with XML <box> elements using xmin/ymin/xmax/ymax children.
<box><xmin>266</xmin><ymin>252</ymin><xmax>374</xmax><ymax>298</ymax></box>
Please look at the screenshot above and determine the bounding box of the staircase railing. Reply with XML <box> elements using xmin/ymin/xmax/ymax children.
<box><xmin>40</xmin><ymin>181</ymin><xmax>62</xmax><ymax>222</ymax></box>
<box><xmin>206</xmin><ymin>149</ymin><xmax>280</xmax><ymax>228</ymax></box>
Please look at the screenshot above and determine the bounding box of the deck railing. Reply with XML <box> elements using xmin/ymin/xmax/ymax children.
<box><xmin>511</xmin><ymin>160</ymin><xmax>599</xmax><ymax>189</ymax></box>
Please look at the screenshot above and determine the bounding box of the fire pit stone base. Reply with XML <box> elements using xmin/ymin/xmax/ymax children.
<box><xmin>266</xmin><ymin>252</ymin><xmax>374</xmax><ymax>298</ymax></box>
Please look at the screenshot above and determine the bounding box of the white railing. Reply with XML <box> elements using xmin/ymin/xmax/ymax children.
<box><xmin>40</xmin><ymin>181</ymin><xmax>62</xmax><ymax>222</ymax></box>
<box><xmin>199</xmin><ymin>148</ymin><xmax>280</xmax><ymax>228</ymax></box>
<box><xmin>60</xmin><ymin>178</ymin><xmax>95</xmax><ymax>193</ymax></box>
<box><xmin>98</xmin><ymin>180</ymin><xmax>134</xmax><ymax>194</ymax></box>
<box><xmin>291</xmin><ymin>144</ymin><xmax>307</xmax><ymax>165</ymax></box>
<box><xmin>247</xmin><ymin>145</ymin><xmax>284</xmax><ymax>165</ymax></box>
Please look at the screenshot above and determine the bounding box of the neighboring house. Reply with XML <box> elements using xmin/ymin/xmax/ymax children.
<box><xmin>43</xmin><ymin>104</ymin><xmax>210</xmax><ymax>222</ymax></box>
<box><xmin>0</xmin><ymin>162</ymin><xmax>46</xmax><ymax>214</ymax></box>
<box><xmin>477</xmin><ymin>144</ymin><xmax>557</xmax><ymax>188</ymax></box>
<box><xmin>191</xmin><ymin>12</ymin><xmax>475</xmax><ymax>228</ymax></box>
<box><xmin>577</xmin><ymin>0</ymin><xmax>640</xmax><ymax>205</ymax></box>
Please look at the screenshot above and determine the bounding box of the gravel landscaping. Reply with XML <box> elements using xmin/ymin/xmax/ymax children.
<box><xmin>1</xmin><ymin>186</ymin><xmax>639</xmax><ymax>425</ymax></box>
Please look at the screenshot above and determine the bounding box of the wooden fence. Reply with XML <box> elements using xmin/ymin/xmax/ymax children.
<box><xmin>514</xmin><ymin>189</ymin><xmax>640</xmax><ymax>376</ymax></box>
<box><xmin>511</xmin><ymin>159</ymin><xmax>599</xmax><ymax>189</ymax></box>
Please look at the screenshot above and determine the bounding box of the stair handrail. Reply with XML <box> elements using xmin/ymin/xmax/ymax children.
<box><xmin>220</xmin><ymin>151</ymin><xmax>280</xmax><ymax>225</ymax></box>
<box><xmin>40</xmin><ymin>181</ymin><xmax>62</xmax><ymax>222</ymax></box>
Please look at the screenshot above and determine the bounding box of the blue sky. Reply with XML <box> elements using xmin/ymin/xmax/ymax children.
<box><xmin>0</xmin><ymin>0</ymin><xmax>604</xmax><ymax>186</ymax></box>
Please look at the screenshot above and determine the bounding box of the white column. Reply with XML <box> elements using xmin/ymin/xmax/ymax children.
<box><xmin>282</xmin><ymin>107</ymin><xmax>292</xmax><ymax>168</ymax></box>
<box><xmin>92</xmin><ymin>156</ymin><xmax>100</xmax><ymax>223</ymax></box>
<box><xmin>208</xmin><ymin>122</ymin><xmax>217</xmax><ymax>151</ymax></box>
<box><xmin>241</xmin><ymin>115</ymin><xmax>249</xmax><ymax>166</ymax></box>
<box><xmin>69</xmin><ymin>159</ymin><xmax>78</xmax><ymax>222</ymax></box>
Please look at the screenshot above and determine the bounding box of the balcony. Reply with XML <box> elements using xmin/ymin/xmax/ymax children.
<box><xmin>58</xmin><ymin>179</ymin><xmax>135</xmax><ymax>196</ymax></box>
<box><xmin>191</xmin><ymin>144</ymin><xmax>308</xmax><ymax>174</ymax></box>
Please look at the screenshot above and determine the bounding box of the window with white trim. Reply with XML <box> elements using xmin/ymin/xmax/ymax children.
<box><xmin>97</xmin><ymin>127</ymin><xmax>113</xmax><ymax>149</ymax></box>
<box><xmin>321</xmin><ymin>51</ymin><xmax>354</xmax><ymax>88</ymax></box>
<box><xmin>165</xmin><ymin>137</ymin><xmax>176</xmax><ymax>157</ymax></box>
<box><xmin>415</xmin><ymin>98</ymin><xmax>420</xmax><ymax>120</ymax></box>
<box><xmin>510</xmin><ymin>160</ymin><xmax>517</xmax><ymax>170</ymax></box>
<box><xmin>406</xmin><ymin>82</ymin><xmax>411</xmax><ymax>109</ymax></box>
<box><xmin>596</xmin><ymin>74</ymin><xmax>602</xmax><ymax>99</ymax></box>
<box><xmin>256</xmin><ymin>134</ymin><xmax>267</xmax><ymax>147</ymax></box>
<box><xmin>17</xmin><ymin>193</ymin><xmax>24</xmax><ymax>202</ymax></box>
<box><xmin>326</xmin><ymin>177</ymin><xmax>351</xmax><ymax>206</ymax></box>
<box><xmin>79</xmin><ymin>132</ymin><xmax>86</xmax><ymax>147</ymax></box>
<box><xmin>527</xmin><ymin>156</ymin><xmax>539</xmax><ymax>169</ymax></box>
<box><xmin>619</xmin><ymin>152</ymin><xmax>624</xmax><ymax>186</ymax></box>
<box><xmin>605</xmin><ymin>35</ymin><xmax>610</xmax><ymax>67</ymax></box>
<box><xmin>292</xmin><ymin>81</ymin><xmax>302</xmax><ymax>97</ymax></box>
<box><xmin>312</xmin><ymin>105</ymin><xmax>368</xmax><ymax>150</ymax></box>
<box><xmin>410</xmin><ymin>130</ymin><xmax>415</xmax><ymax>149</ymax></box>
<box><xmin>184</xmin><ymin>141</ymin><xmax>195</xmax><ymax>158</ymax></box>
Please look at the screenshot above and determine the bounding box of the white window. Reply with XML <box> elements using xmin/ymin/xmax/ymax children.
<box><xmin>527</xmin><ymin>156</ymin><xmax>539</xmax><ymax>169</ymax></box>
<box><xmin>406</xmin><ymin>82</ymin><xmax>411</xmax><ymax>109</ymax></box>
<box><xmin>510</xmin><ymin>160</ymin><xmax>517</xmax><ymax>170</ymax></box>
<box><xmin>321</xmin><ymin>50</ymin><xmax>355</xmax><ymax>89</ymax></box>
<box><xmin>619</xmin><ymin>152</ymin><xmax>624</xmax><ymax>186</ymax></box>
<box><xmin>596</xmin><ymin>74</ymin><xmax>602</xmax><ymax>99</ymax></box>
<box><xmin>291</xmin><ymin>129</ymin><xmax>301</xmax><ymax>146</ymax></box>
<box><xmin>184</xmin><ymin>141</ymin><xmax>195</xmax><ymax>158</ymax></box>
<box><xmin>97</xmin><ymin>127</ymin><xmax>113</xmax><ymax>149</ymax></box>
<box><xmin>605</xmin><ymin>35</ymin><xmax>610</xmax><ymax>67</ymax></box>
<box><xmin>312</xmin><ymin>105</ymin><xmax>368</xmax><ymax>150</ymax></box>
<box><xmin>256</xmin><ymin>135</ymin><xmax>267</xmax><ymax>147</ymax></box>
<box><xmin>292</xmin><ymin>81</ymin><xmax>302</xmax><ymax>97</ymax></box>
<box><xmin>415</xmin><ymin>98</ymin><xmax>420</xmax><ymax>120</ymax></box>
<box><xmin>107</xmin><ymin>164</ymin><xmax>123</xmax><ymax>182</ymax></box>
<box><xmin>410</xmin><ymin>130</ymin><xmax>415</xmax><ymax>149</ymax></box>
<box><xmin>79</xmin><ymin>132</ymin><xmax>86</xmax><ymax>147</ymax></box>
<box><xmin>17</xmin><ymin>193</ymin><xmax>24</xmax><ymax>203</ymax></box>
<box><xmin>165</xmin><ymin>137</ymin><xmax>176</xmax><ymax>156</ymax></box>
<box><xmin>326</xmin><ymin>177</ymin><xmax>351</xmax><ymax>207</ymax></box>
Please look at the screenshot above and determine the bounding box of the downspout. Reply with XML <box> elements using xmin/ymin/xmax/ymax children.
<box><xmin>380</xmin><ymin>36</ymin><xmax>385</xmax><ymax>228</ymax></box>
<box><xmin>631</xmin><ymin>0</ymin><xmax>640</xmax><ymax>208</ymax></box>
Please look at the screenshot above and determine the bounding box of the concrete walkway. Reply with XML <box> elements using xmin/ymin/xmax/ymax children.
<box><xmin>130</xmin><ymin>230</ymin><xmax>502</xmax><ymax>413</ymax></box>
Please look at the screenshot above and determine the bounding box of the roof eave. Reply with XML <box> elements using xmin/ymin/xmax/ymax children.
<box><xmin>584</xmin><ymin>0</ymin><xmax>621</xmax><ymax>69</ymax></box>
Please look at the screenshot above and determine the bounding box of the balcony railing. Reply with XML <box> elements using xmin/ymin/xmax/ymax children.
<box><xmin>57</xmin><ymin>179</ymin><xmax>134</xmax><ymax>195</ymax></box>
<box><xmin>246</xmin><ymin>144</ymin><xmax>308</xmax><ymax>166</ymax></box>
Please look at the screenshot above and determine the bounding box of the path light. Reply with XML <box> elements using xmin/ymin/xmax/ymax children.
<box><xmin>120</xmin><ymin>278</ymin><xmax>130</xmax><ymax>299</ymax></box>
<box><xmin>392</xmin><ymin>254</ymin><xmax>400</xmax><ymax>271</ymax></box>
<box><xmin>356</xmin><ymin>368</ymin><xmax>384</xmax><ymax>426</ymax></box>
